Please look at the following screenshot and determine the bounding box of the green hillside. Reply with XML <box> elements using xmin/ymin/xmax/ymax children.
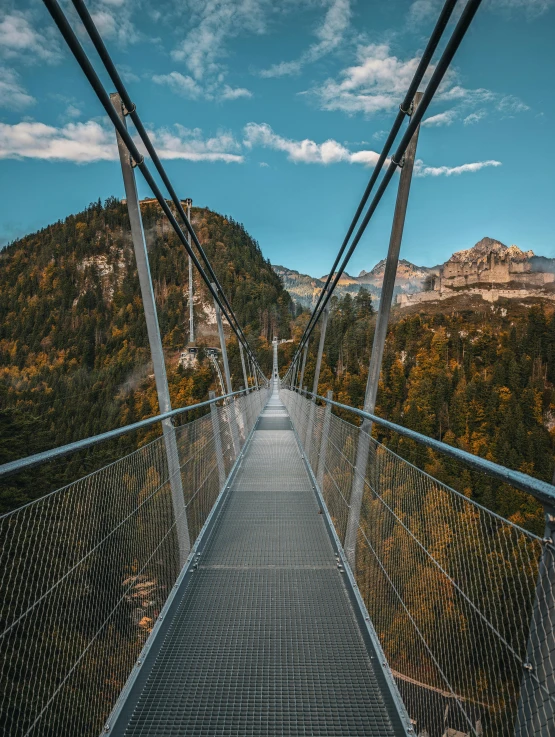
<box><xmin>280</xmin><ymin>292</ymin><xmax>555</xmax><ymax>534</ymax></box>
<box><xmin>0</xmin><ymin>198</ymin><xmax>292</xmax><ymax>511</ymax></box>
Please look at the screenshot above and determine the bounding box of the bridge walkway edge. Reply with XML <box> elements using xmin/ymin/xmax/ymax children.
<box><xmin>107</xmin><ymin>385</ymin><xmax>409</xmax><ymax>736</ymax></box>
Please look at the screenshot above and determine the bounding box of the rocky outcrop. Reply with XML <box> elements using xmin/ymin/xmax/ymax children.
<box><xmin>275</xmin><ymin>238</ymin><xmax>555</xmax><ymax>311</ymax></box>
<box><xmin>273</xmin><ymin>259</ymin><xmax>433</xmax><ymax>309</ymax></box>
<box><xmin>398</xmin><ymin>238</ymin><xmax>555</xmax><ymax>308</ymax></box>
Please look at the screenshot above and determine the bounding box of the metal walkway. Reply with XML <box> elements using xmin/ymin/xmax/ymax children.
<box><xmin>109</xmin><ymin>384</ymin><xmax>406</xmax><ymax>736</ymax></box>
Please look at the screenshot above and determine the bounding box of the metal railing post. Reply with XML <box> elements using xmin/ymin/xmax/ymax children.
<box><xmin>111</xmin><ymin>93</ymin><xmax>190</xmax><ymax>565</ymax></box>
<box><xmin>251</xmin><ymin>355</ymin><xmax>259</xmax><ymax>390</ymax></box>
<box><xmin>317</xmin><ymin>391</ymin><xmax>333</xmax><ymax>490</ymax></box>
<box><xmin>239</xmin><ymin>341</ymin><xmax>250</xmax><ymax>394</ymax></box>
<box><xmin>301</xmin><ymin>386</ymin><xmax>309</xmax><ymax>444</ymax></box>
<box><xmin>212</xmin><ymin>282</ymin><xmax>239</xmax><ymax>455</ymax></box>
<box><xmin>209</xmin><ymin>390</ymin><xmax>227</xmax><ymax>489</ymax></box>
<box><xmin>515</xmin><ymin>503</ymin><xmax>555</xmax><ymax>735</ymax></box>
<box><xmin>305</xmin><ymin>303</ymin><xmax>330</xmax><ymax>463</ymax></box>
<box><xmin>345</xmin><ymin>92</ymin><xmax>423</xmax><ymax>570</ymax></box>
<box><xmin>185</xmin><ymin>198</ymin><xmax>194</xmax><ymax>344</ymax></box>
<box><xmin>298</xmin><ymin>344</ymin><xmax>308</xmax><ymax>394</ymax></box>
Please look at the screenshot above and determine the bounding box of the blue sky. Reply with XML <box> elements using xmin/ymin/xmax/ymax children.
<box><xmin>0</xmin><ymin>0</ymin><xmax>553</xmax><ymax>276</ymax></box>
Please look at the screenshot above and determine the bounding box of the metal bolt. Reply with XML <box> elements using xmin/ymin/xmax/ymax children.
<box><xmin>104</xmin><ymin>726</ymin><xmax>110</xmax><ymax>733</ymax></box>
<box><xmin>137</xmin><ymin>660</ymin><xmax>142</xmax><ymax>666</ymax></box>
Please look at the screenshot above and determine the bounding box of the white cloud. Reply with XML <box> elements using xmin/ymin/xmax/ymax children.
<box><xmin>152</xmin><ymin>71</ymin><xmax>253</xmax><ymax>102</ymax></box>
<box><xmin>414</xmin><ymin>159</ymin><xmax>502</xmax><ymax>177</ymax></box>
<box><xmin>0</xmin><ymin>120</ymin><xmax>243</xmax><ymax>164</ymax></box>
<box><xmin>260</xmin><ymin>0</ymin><xmax>351</xmax><ymax>77</ymax></box>
<box><xmin>243</xmin><ymin>122</ymin><xmax>381</xmax><ymax>166</ymax></box>
<box><xmin>64</xmin><ymin>104</ymin><xmax>82</xmax><ymax>120</ymax></box>
<box><xmin>0</xmin><ymin>67</ymin><xmax>35</xmax><ymax>110</ymax></box>
<box><xmin>0</xmin><ymin>10</ymin><xmax>61</xmax><ymax>63</ymax></box>
<box><xmin>408</xmin><ymin>0</ymin><xmax>554</xmax><ymax>23</ymax></box>
<box><xmin>260</xmin><ymin>59</ymin><xmax>302</xmax><ymax>78</ymax></box>
<box><xmin>422</xmin><ymin>109</ymin><xmax>458</xmax><ymax>127</ymax></box>
<box><xmin>463</xmin><ymin>110</ymin><xmax>486</xmax><ymax>125</ymax></box>
<box><xmin>494</xmin><ymin>0</ymin><xmax>555</xmax><ymax>14</ymax></box>
<box><xmin>0</xmin><ymin>115</ymin><xmax>504</xmax><ymax>177</ymax></box>
<box><xmin>148</xmin><ymin>125</ymin><xmax>244</xmax><ymax>163</ymax></box>
<box><xmin>152</xmin><ymin>72</ymin><xmax>204</xmax><ymax>100</ymax></box>
<box><xmin>89</xmin><ymin>0</ymin><xmax>140</xmax><ymax>46</ymax></box>
<box><xmin>118</xmin><ymin>65</ymin><xmax>140</xmax><ymax>83</ymax></box>
<box><xmin>441</xmin><ymin>85</ymin><xmax>529</xmax><ymax>114</ymax></box>
<box><xmin>407</xmin><ymin>0</ymin><xmax>439</xmax><ymax>24</ymax></box>
<box><xmin>171</xmin><ymin>0</ymin><xmax>269</xmax><ymax>80</ymax></box>
<box><xmin>220</xmin><ymin>84</ymin><xmax>253</xmax><ymax>100</ymax></box>
<box><xmin>311</xmin><ymin>43</ymin><xmax>530</xmax><ymax>126</ymax></box>
<box><xmin>0</xmin><ymin>121</ymin><xmax>115</xmax><ymax>163</ymax></box>
<box><xmin>309</xmin><ymin>43</ymin><xmax>429</xmax><ymax>116</ymax></box>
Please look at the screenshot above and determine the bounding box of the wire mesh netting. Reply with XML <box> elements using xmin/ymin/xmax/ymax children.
<box><xmin>281</xmin><ymin>388</ymin><xmax>551</xmax><ymax>737</ymax></box>
<box><xmin>0</xmin><ymin>388</ymin><xmax>267</xmax><ymax>737</ymax></box>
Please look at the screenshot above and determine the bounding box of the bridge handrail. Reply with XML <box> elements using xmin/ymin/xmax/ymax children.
<box><xmin>296</xmin><ymin>388</ymin><xmax>555</xmax><ymax>508</ymax></box>
<box><xmin>0</xmin><ymin>388</ymin><xmax>253</xmax><ymax>480</ymax></box>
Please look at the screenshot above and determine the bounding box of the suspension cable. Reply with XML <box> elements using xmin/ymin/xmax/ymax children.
<box><xmin>69</xmin><ymin>0</ymin><xmax>257</xmax><ymax>365</ymax></box>
<box><xmin>285</xmin><ymin>0</ymin><xmax>483</xmax><ymax>380</ymax></box>
<box><xmin>294</xmin><ymin>0</ymin><xmax>459</xmax><ymax>358</ymax></box>
<box><xmin>42</xmin><ymin>0</ymin><xmax>262</xmax><ymax>373</ymax></box>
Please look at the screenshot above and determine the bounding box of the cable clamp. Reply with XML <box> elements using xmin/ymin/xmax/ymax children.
<box><xmin>523</xmin><ymin>662</ymin><xmax>534</xmax><ymax>672</ymax></box>
<box><xmin>391</xmin><ymin>155</ymin><xmax>405</xmax><ymax>169</ymax></box>
<box><xmin>131</xmin><ymin>154</ymin><xmax>144</xmax><ymax>168</ymax></box>
<box><xmin>399</xmin><ymin>101</ymin><xmax>413</xmax><ymax>116</ymax></box>
<box><xmin>123</xmin><ymin>102</ymin><xmax>136</xmax><ymax>116</ymax></box>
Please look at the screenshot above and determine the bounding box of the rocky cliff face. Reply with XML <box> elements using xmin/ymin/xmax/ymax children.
<box><xmin>448</xmin><ymin>237</ymin><xmax>534</xmax><ymax>265</ymax></box>
<box><xmin>273</xmin><ymin>259</ymin><xmax>433</xmax><ymax>309</ymax></box>
<box><xmin>398</xmin><ymin>238</ymin><xmax>555</xmax><ymax>308</ymax></box>
<box><xmin>275</xmin><ymin>238</ymin><xmax>555</xmax><ymax>311</ymax></box>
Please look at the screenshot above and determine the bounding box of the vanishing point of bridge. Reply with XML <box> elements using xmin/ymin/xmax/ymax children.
<box><xmin>106</xmin><ymin>348</ymin><xmax>406</xmax><ymax>736</ymax></box>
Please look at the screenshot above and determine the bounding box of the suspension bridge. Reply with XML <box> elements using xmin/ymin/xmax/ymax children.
<box><xmin>1</xmin><ymin>0</ymin><xmax>554</xmax><ymax>735</ymax></box>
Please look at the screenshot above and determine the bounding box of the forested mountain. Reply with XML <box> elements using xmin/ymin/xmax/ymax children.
<box><xmin>273</xmin><ymin>260</ymin><xmax>434</xmax><ymax>308</ymax></box>
<box><xmin>280</xmin><ymin>290</ymin><xmax>555</xmax><ymax>535</ymax></box>
<box><xmin>0</xmin><ymin>198</ymin><xmax>292</xmax><ymax>511</ymax></box>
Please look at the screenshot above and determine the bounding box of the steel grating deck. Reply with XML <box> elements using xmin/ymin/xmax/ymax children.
<box><xmin>113</xmin><ymin>387</ymin><xmax>406</xmax><ymax>736</ymax></box>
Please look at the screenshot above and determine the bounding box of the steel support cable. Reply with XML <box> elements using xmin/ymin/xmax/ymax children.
<box><xmin>289</xmin><ymin>0</ymin><xmax>458</xmax><ymax>365</ymax></box>
<box><xmin>19</xmin><ymin>493</ymin><xmax>192</xmax><ymax>737</ymax></box>
<box><xmin>70</xmin><ymin>0</ymin><xmax>257</xmax><ymax>368</ymax></box>
<box><xmin>325</xmin><ymin>432</ymin><xmax>533</xmax><ymax>671</ymax></box>
<box><xmin>285</xmin><ymin>0</ymin><xmax>483</xmax><ymax>379</ymax></box>
<box><xmin>299</xmin><ymin>388</ymin><xmax>555</xmax><ymax>506</ymax></box>
<box><xmin>42</xmin><ymin>0</ymin><xmax>262</xmax><ymax>374</ymax></box>
<box><xmin>0</xmin><ymin>388</ymin><xmax>247</xmax><ymax>479</ymax></box>
<box><xmin>356</xmin><ymin>524</ymin><xmax>478</xmax><ymax>736</ymax></box>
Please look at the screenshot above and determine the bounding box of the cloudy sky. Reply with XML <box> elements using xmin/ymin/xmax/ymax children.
<box><xmin>0</xmin><ymin>0</ymin><xmax>553</xmax><ymax>275</ymax></box>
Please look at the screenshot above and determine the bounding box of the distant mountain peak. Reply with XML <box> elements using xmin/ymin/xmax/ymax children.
<box><xmin>358</xmin><ymin>258</ymin><xmax>425</xmax><ymax>278</ymax></box>
<box><xmin>449</xmin><ymin>237</ymin><xmax>534</xmax><ymax>264</ymax></box>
